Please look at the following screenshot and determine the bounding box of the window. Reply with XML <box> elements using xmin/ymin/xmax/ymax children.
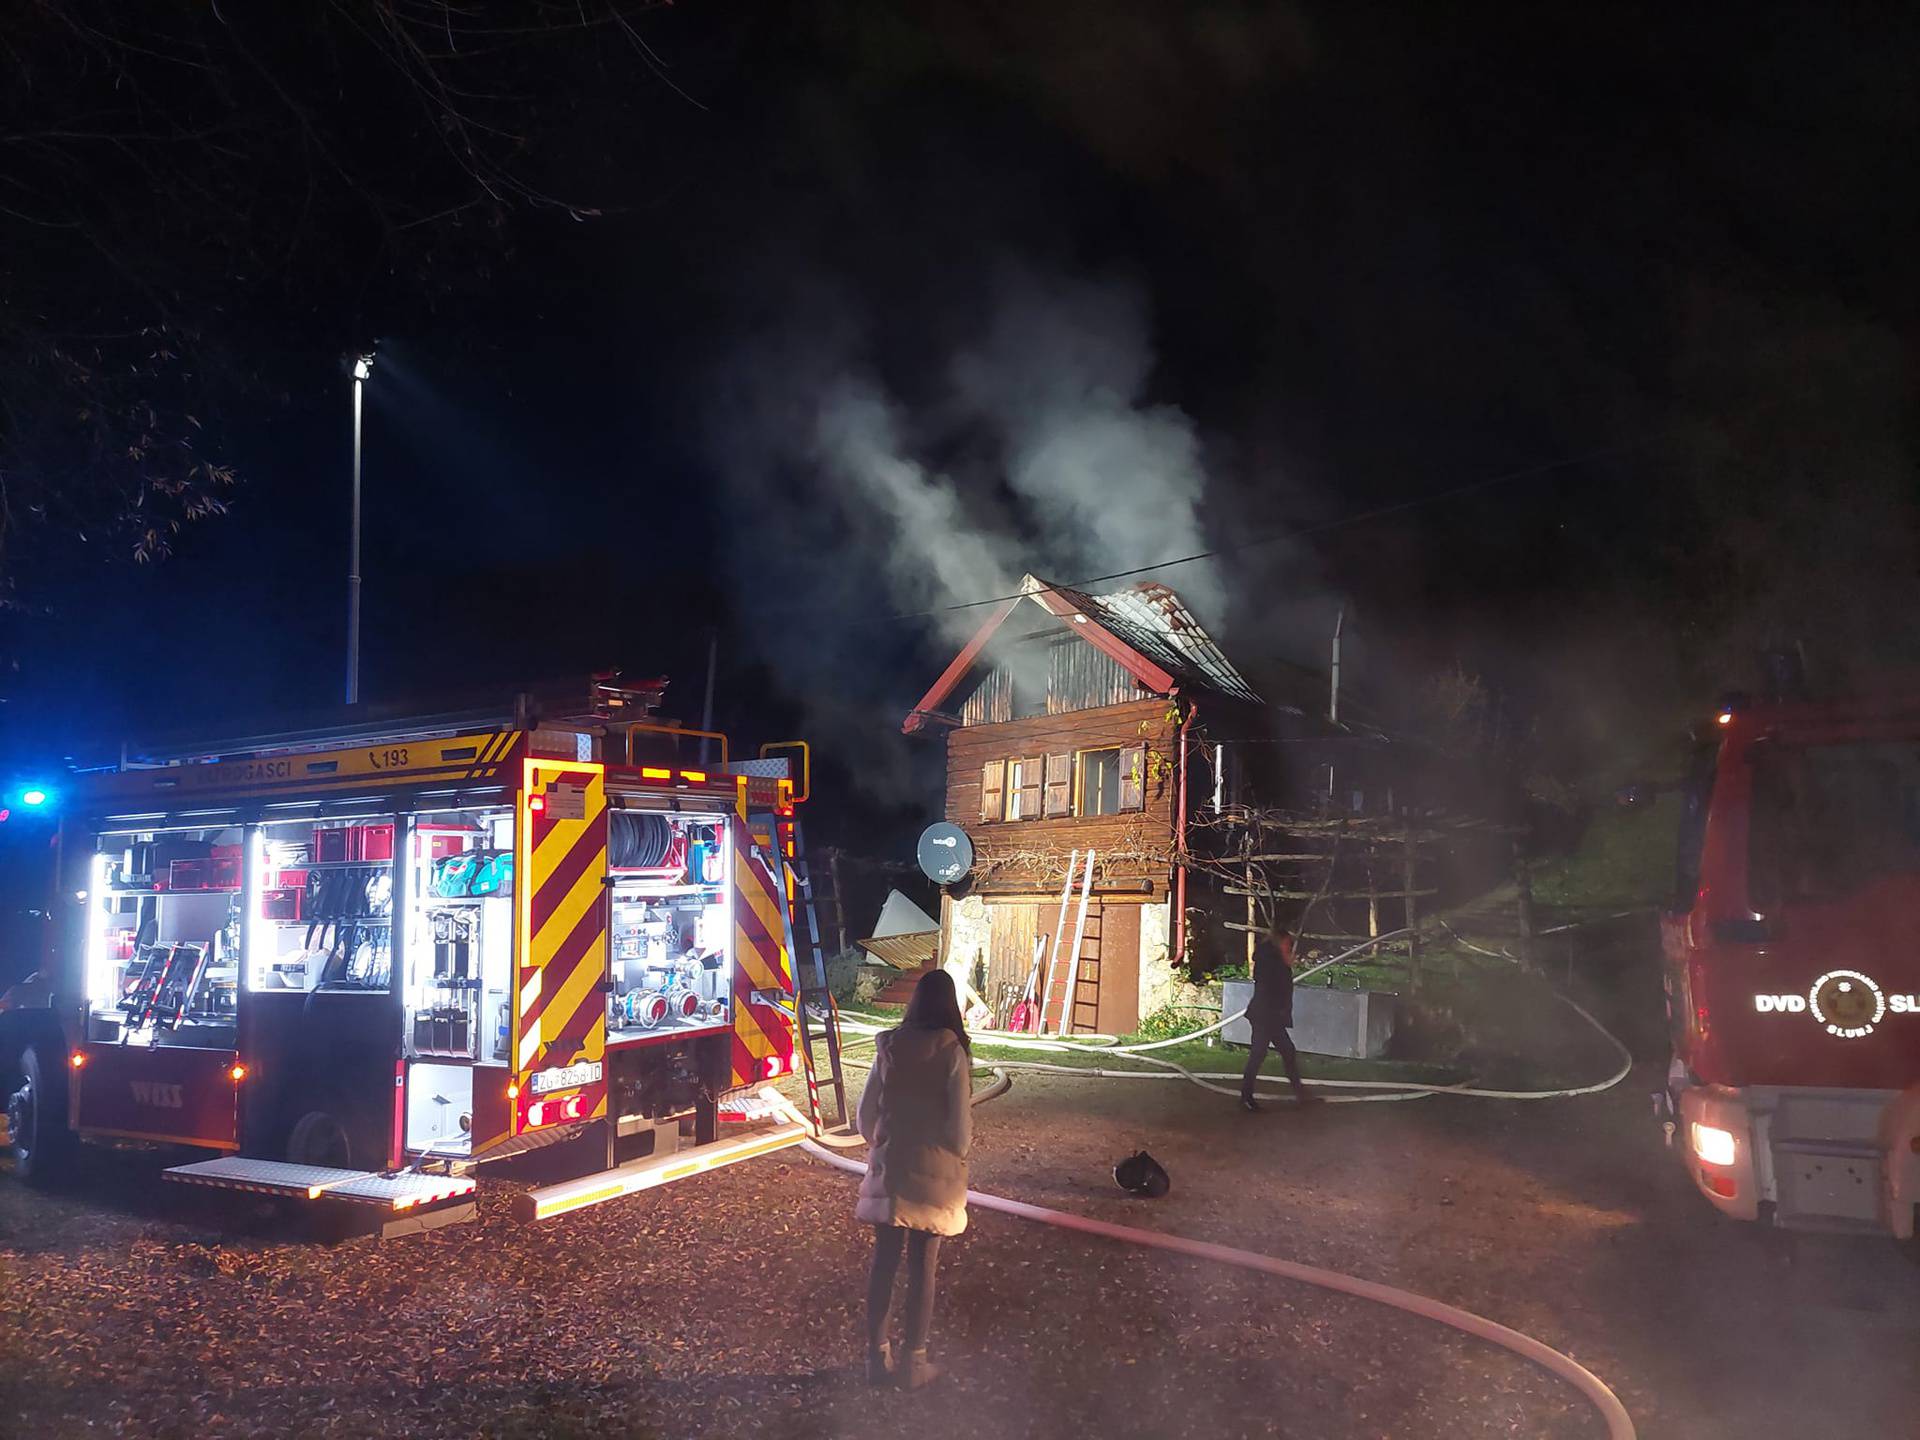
<box><xmin>1671</xmin><ymin>740</ymin><xmax>1717</xmax><ymax>913</ymax></box>
<box><xmin>1081</xmin><ymin>748</ymin><xmax>1122</xmax><ymax>816</ymax></box>
<box><xmin>1007</xmin><ymin>756</ymin><xmax>1043</xmax><ymax>820</ymax></box>
<box><xmin>1749</xmin><ymin>740</ymin><xmax>1920</xmax><ymax>908</ymax></box>
<box><xmin>1080</xmin><ymin>745</ymin><xmax>1147</xmax><ymax>816</ymax></box>
<box><xmin>981</xmin><ymin>760</ymin><xmax>1005</xmax><ymax>822</ymax></box>
<box><xmin>1043</xmin><ymin>753</ymin><xmax>1072</xmax><ymax>817</ymax></box>
<box><xmin>1118</xmin><ymin>743</ymin><xmax>1146</xmax><ymax>812</ymax></box>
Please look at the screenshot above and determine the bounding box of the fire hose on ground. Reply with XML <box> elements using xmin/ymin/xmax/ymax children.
<box><xmin>774</xmin><ymin>921</ymin><xmax>1642</xmax><ymax>1435</ymax></box>
<box><xmin>834</xmin><ymin>926</ymin><xmax>1635</xmax><ymax>1104</ymax></box>
<box><xmin>762</xmin><ymin>1091</ymin><xmax>1635</xmax><ymax>1440</ymax></box>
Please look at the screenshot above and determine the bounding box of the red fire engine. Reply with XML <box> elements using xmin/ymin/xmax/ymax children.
<box><xmin>1658</xmin><ymin>681</ymin><xmax>1920</xmax><ymax>1239</ymax></box>
<box><xmin>0</xmin><ymin>680</ymin><xmax>833</xmax><ymax>1229</ymax></box>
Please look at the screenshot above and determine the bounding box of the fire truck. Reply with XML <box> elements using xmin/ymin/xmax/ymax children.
<box><xmin>1657</xmin><ymin>679</ymin><xmax>1920</xmax><ymax>1240</ymax></box>
<box><xmin>0</xmin><ymin>679</ymin><xmax>835</xmax><ymax>1229</ymax></box>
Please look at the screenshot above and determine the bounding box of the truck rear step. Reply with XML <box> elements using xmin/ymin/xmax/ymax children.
<box><xmin>515</xmin><ymin>1120</ymin><xmax>806</xmax><ymax>1222</ymax></box>
<box><xmin>164</xmin><ymin>1156</ymin><xmax>477</xmax><ymax>1230</ymax></box>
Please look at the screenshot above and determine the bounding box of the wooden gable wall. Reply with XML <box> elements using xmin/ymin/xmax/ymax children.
<box><xmin>946</xmin><ymin>695</ymin><xmax>1178</xmax><ymax>896</ymax></box>
<box><xmin>959</xmin><ymin>633</ymin><xmax>1147</xmax><ymax>726</ymax></box>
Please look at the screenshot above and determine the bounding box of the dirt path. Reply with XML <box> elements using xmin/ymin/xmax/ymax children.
<box><xmin>4</xmin><ymin>1048</ymin><xmax>1914</xmax><ymax>1439</ymax></box>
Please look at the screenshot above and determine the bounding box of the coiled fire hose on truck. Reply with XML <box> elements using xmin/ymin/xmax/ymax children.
<box><xmin>835</xmin><ymin>927</ymin><xmax>1634</xmax><ymax>1103</ymax></box>
<box><xmin>760</xmin><ymin>1087</ymin><xmax>1635</xmax><ymax>1440</ymax></box>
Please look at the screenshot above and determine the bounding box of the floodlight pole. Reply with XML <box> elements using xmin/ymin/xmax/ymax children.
<box><xmin>347</xmin><ymin>353</ymin><xmax>373</xmax><ymax>704</ymax></box>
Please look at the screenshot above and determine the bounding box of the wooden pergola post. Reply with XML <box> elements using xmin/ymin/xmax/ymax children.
<box><xmin>1515</xmin><ymin>834</ymin><xmax>1535</xmax><ymax>971</ymax></box>
<box><xmin>1403</xmin><ymin>826</ymin><xmax>1420</xmax><ymax>992</ymax></box>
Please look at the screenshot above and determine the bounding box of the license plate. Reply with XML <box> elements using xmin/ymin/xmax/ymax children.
<box><xmin>529</xmin><ymin>1061</ymin><xmax>603</xmax><ymax>1095</ymax></box>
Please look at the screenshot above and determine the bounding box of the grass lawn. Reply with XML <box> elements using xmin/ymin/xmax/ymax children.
<box><xmin>963</xmin><ymin>1034</ymin><xmax>1464</xmax><ymax>1087</ymax></box>
<box><xmin>1530</xmin><ymin>789</ymin><xmax>1679</xmax><ymax>912</ymax></box>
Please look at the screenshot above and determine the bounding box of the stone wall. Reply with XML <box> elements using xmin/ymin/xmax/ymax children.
<box><xmin>1137</xmin><ymin>899</ymin><xmax>1174</xmax><ymax>1018</ymax></box>
<box><xmin>941</xmin><ymin>893</ymin><xmax>993</xmax><ymax>997</ymax></box>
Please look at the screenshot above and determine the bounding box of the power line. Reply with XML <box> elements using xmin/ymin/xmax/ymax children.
<box><xmin>863</xmin><ymin>433</ymin><xmax>1659</xmax><ymax>626</ymax></box>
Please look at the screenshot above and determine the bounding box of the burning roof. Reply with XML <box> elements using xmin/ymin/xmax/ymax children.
<box><xmin>905</xmin><ymin>573</ymin><xmax>1260</xmax><ymax>730</ymax></box>
<box><xmin>1046</xmin><ymin>578</ymin><xmax>1261</xmax><ymax>705</ymax></box>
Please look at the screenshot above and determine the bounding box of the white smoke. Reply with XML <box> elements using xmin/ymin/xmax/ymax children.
<box><xmin>739</xmin><ymin>268</ymin><xmax>1225</xmax><ymax>631</ymax></box>
<box><xmin>710</xmin><ymin>267</ymin><xmax>1231</xmax><ymax>796</ymax></box>
<box><xmin>808</xmin><ymin>375</ymin><xmax>1016</xmax><ymax>633</ymax></box>
<box><xmin>950</xmin><ymin>269</ymin><xmax>1226</xmax><ymax>621</ymax></box>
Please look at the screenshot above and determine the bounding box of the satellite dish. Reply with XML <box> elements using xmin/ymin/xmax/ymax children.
<box><xmin>916</xmin><ymin>822</ymin><xmax>974</xmax><ymax>885</ymax></box>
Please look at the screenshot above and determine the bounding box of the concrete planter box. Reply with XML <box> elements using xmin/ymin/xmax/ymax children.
<box><xmin>1220</xmin><ymin>979</ymin><xmax>1397</xmax><ymax>1060</ymax></box>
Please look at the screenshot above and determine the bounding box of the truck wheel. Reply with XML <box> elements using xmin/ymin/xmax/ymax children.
<box><xmin>7</xmin><ymin>1045</ymin><xmax>74</xmax><ymax>1186</ymax></box>
<box><xmin>286</xmin><ymin>1110</ymin><xmax>352</xmax><ymax>1170</ymax></box>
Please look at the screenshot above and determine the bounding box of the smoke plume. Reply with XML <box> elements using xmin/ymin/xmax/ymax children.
<box><xmin>710</xmin><ymin>267</ymin><xmax>1228</xmax><ymax>798</ymax></box>
<box><xmin>719</xmin><ymin>268</ymin><xmax>1223</xmax><ymax>636</ymax></box>
<box><xmin>951</xmin><ymin>269</ymin><xmax>1225</xmax><ymax>621</ymax></box>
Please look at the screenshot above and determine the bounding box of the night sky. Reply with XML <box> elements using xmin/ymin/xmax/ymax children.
<box><xmin>3</xmin><ymin>3</ymin><xmax>1916</xmax><ymax>879</ymax></box>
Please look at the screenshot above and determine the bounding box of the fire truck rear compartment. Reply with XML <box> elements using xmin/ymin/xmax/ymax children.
<box><xmin>1689</xmin><ymin>1084</ymin><xmax>1909</xmax><ymax>1232</ymax></box>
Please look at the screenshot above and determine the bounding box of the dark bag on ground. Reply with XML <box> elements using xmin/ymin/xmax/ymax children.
<box><xmin>1114</xmin><ymin>1150</ymin><xmax>1170</xmax><ymax>1198</ymax></box>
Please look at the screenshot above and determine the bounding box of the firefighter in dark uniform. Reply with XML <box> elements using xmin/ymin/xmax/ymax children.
<box><xmin>1239</xmin><ymin>928</ymin><xmax>1318</xmax><ymax>1110</ymax></box>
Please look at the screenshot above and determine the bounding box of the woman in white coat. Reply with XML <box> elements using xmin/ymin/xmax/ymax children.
<box><xmin>856</xmin><ymin>967</ymin><xmax>972</xmax><ymax>1388</ymax></box>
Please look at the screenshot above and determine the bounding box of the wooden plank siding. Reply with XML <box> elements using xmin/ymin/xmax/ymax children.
<box><xmin>959</xmin><ymin>635</ymin><xmax>1146</xmax><ymax>725</ymax></box>
<box><xmin>1046</xmin><ymin>639</ymin><xmax>1144</xmax><ymax>714</ymax></box>
<box><xmin>946</xmin><ymin>696</ymin><xmax>1179</xmax><ymax>896</ymax></box>
<box><xmin>959</xmin><ymin>665</ymin><xmax>1015</xmax><ymax>726</ymax></box>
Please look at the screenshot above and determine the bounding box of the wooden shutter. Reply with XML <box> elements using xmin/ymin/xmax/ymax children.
<box><xmin>1043</xmin><ymin>753</ymin><xmax>1072</xmax><ymax>817</ymax></box>
<box><xmin>981</xmin><ymin>760</ymin><xmax>1006</xmax><ymax>822</ymax></box>
<box><xmin>1118</xmin><ymin>744</ymin><xmax>1147</xmax><ymax>812</ymax></box>
<box><xmin>1017</xmin><ymin>755</ymin><xmax>1043</xmax><ymax>821</ymax></box>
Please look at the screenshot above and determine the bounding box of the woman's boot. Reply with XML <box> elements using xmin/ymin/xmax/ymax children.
<box><xmin>865</xmin><ymin>1341</ymin><xmax>893</xmax><ymax>1386</ymax></box>
<box><xmin>898</xmin><ymin>1348</ymin><xmax>942</xmax><ymax>1389</ymax></box>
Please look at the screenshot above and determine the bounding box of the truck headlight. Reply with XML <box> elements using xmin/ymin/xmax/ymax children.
<box><xmin>1691</xmin><ymin>1121</ymin><xmax>1737</xmax><ymax>1167</ymax></box>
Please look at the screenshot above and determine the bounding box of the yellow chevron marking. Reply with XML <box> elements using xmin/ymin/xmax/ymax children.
<box><xmin>734</xmin><ymin>1001</ymin><xmax>774</xmax><ymax>1059</ymax></box>
<box><xmin>582</xmin><ymin>1012</ymin><xmax>605</xmax><ymax>1063</ymax></box>
<box><xmin>466</xmin><ymin>731</ymin><xmax>510</xmax><ymax>779</ymax></box>
<box><xmin>539</xmin><ymin>858</ymin><xmax>606</xmax><ymax>967</ymax></box>
<box><xmin>531</xmin><ymin>820</ymin><xmax>575</xmax><ymax>895</ymax></box>
<box><xmin>530</xmin><ymin>770</ymin><xmax>605</xmax><ymax>895</ymax></box>
<box><xmin>539</xmin><ymin>935</ymin><xmax>607</xmax><ymax>1046</ymax></box>
<box><xmin>739</xmin><ymin>856</ymin><xmax>785</xmax><ymax>941</ymax></box>
<box><xmin>734</xmin><ymin>922</ymin><xmax>778</xmax><ymax>990</ymax></box>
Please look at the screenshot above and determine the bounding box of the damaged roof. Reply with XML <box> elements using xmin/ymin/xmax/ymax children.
<box><xmin>1059</xmin><ymin>579</ymin><xmax>1262</xmax><ymax>705</ymax></box>
<box><xmin>905</xmin><ymin>573</ymin><xmax>1260</xmax><ymax>730</ymax></box>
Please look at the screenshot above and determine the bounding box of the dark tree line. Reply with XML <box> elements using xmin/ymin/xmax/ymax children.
<box><xmin>0</xmin><ymin>0</ymin><xmax>673</xmax><ymax>594</ymax></box>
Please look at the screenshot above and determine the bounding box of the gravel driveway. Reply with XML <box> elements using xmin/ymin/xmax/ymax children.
<box><xmin>2</xmin><ymin>1054</ymin><xmax>1915</xmax><ymax>1439</ymax></box>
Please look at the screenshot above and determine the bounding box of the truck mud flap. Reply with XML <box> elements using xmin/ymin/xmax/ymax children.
<box><xmin>514</xmin><ymin>1120</ymin><xmax>806</xmax><ymax>1222</ymax></box>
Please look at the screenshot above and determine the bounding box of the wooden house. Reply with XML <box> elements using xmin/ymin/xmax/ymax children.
<box><xmin>903</xmin><ymin>574</ymin><xmax>1410</xmax><ymax>1034</ymax></box>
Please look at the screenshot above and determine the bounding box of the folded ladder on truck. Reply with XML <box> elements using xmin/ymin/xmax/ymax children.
<box><xmin>164</xmin><ymin>1157</ymin><xmax>478</xmax><ymax>1237</ymax></box>
<box><xmin>754</xmin><ymin>816</ymin><xmax>849</xmax><ymax>1134</ymax></box>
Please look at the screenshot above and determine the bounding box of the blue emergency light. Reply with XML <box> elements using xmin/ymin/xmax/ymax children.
<box><xmin>10</xmin><ymin>784</ymin><xmax>55</xmax><ymax>813</ymax></box>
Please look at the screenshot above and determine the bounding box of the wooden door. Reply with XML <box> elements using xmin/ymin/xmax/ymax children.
<box><xmin>986</xmin><ymin>902</ymin><xmax>1040</xmax><ymax>1019</ymax></box>
<box><xmin>1093</xmin><ymin>903</ymin><xmax>1141</xmax><ymax>1036</ymax></box>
